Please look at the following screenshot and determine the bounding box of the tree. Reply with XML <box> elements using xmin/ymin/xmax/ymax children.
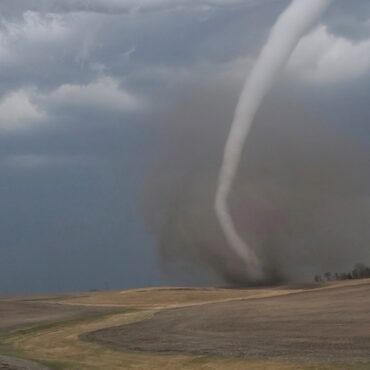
<box><xmin>353</xmin><ymin>263</ymin><xmax>369</xmax><ymax>279</ymax></box>
<box><xmin>314</xmin><ymin>263</ymin><xmax>370</xmax><ymax>283</ymax></box>
<box><xmin>365</xmin><ymin>267</ymin><xmax>370</xmax><ymax>278</ymax></box>
<box><xmin>314</xmin><ymin>275</ymin><xmax>322</xmax><ymax>283</ymax></box>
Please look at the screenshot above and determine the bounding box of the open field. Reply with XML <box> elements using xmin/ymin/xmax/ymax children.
<box><xmin>0</xmin><ymin>296</ymin><xmax>119</xmax><ymax>334</ymax></box>
<box><xmin>1</xmin><ymin>280</ymin><xmax>369</xmax><ymax>369</ymax></box>
<box><xmin>85</xmin><ymin>280</ymin><xmax>370</xmax><ymax>363</ymax></box>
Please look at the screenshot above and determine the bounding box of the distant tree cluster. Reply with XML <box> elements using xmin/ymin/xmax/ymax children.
<box><xmin>314</xmin><ymin>263</ymin><xmax>370</xmax><ymax>282</ymax></box>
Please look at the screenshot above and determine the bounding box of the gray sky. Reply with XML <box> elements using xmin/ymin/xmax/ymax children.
<box><xmin>0</xmin><ymin>0</ymin><xmax>370</xmax><ymax>293</ymax></box>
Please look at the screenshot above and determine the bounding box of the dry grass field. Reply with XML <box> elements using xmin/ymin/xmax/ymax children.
<box><xmin>0</xmin><ymin>280</ymin><xmax>369</xmax><ymax>370</ymax></box>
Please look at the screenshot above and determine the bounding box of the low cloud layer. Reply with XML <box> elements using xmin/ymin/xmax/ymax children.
<box><xmin>0</xmin><ymin>0</ymin><xmax>274</xmax><ymax>17</ymax></box>
<box><xmin>288</xmin><ymin>25</ymin><xmax>370</xmax><ymax>84</ymax></box>
<box><xmin>0</xmin><ymin>89</ymin><xmax>45</xmax><ymax>131</ymax></box>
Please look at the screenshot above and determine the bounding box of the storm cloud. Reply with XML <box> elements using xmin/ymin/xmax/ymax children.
<box><xmin>0</xmin><ymin>0</ymin><xmax>369</xmax><ymax>292</ymax></box>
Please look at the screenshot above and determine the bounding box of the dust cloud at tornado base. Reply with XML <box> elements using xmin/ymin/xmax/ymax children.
<box><xmin>141</xmin><ymin>84</ymin><xmax>370</xmax><ymax>285</ymax></box>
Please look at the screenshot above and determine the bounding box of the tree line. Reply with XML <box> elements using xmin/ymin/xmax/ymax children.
<box><xmin>314</xmin><ymin>263</ymin><xmax>370</xmax><ymax>282</ymax></box>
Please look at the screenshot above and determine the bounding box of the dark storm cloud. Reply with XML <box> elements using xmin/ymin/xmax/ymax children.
<box><xmin>0</xmin><ymin>0</ymin><xmax>277</xmax><ymax>17</ymax></box>
<box><xmin>0</xmin><ymin>0</ymin><xmax>369</xmax><ymax>292</ymax></box>
<box><xmin>325</xmin><ymin>0</ymin><xmax>370</xmax><ymax>40</ymax></box>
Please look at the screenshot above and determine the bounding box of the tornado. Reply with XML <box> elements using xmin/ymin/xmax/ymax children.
<box><xmin>215</xmin><ymin>0</ymin><xmax>333</xmax><ymax>281</ymax></box>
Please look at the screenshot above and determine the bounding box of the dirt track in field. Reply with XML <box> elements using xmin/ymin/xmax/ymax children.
<box><xmin>52</xmin><ymin>286</ymin><xmax>305</xmax><ymax>309</ymax></box>
<box><xmin>84</xmin><ymin>280</ymin><xmax>370</xmax><ymax>363</ymax></box>
<box><xmin>0</xmin><ymin>355</ymin><xmax>49</xmax><ymax>370</ymax></box>
<box><xmin>0</xmin><ymin>297</ymin><xmax>116</xmax><ymax>334</ymax></box>
<box><xmin>0</xmin><ymin>296</ymin><xmax>121</xmax><ymax>369</ymax></box>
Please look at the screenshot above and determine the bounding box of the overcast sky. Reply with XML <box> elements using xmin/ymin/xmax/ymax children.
<box><xmin>0</xmin><ymin>0</ymin><xmax>370</xmax><ymax>293</ymax></box>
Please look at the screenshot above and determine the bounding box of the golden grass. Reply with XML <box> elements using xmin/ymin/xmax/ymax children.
<box><xmin>48</xmin><ymin>279</ymin><xmax>370</xmax><ymax>309</ymax></box>
<box><xmin>52</xmin><ymin>287</ymin><xmax>303</xmax><ymax>309</ymax></box>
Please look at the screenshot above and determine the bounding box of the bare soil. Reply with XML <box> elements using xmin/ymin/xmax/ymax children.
<box><xmin>84</xmin><ymin>279</ymin><xmax>370</xmax><ymax>363</ymax></box>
